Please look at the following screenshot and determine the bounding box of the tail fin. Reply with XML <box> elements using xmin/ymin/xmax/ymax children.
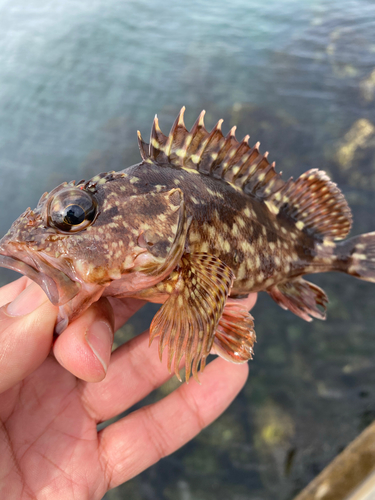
<box><xmin>336</xmin><ymin>232</ymin><xmax>375</xmax><ymax>283</ymax></box>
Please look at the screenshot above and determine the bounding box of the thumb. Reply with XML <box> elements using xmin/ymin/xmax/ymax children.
<box><xmin>0</xmin><ymin>281</ymin><xmax>58</xmax><ymax>394</ymax></box>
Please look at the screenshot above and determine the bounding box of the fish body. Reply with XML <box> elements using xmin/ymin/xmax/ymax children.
<box><xmin>1</xmin><ymin>108</ymin><xmax>374</xmax><ymax>381</ymax></box>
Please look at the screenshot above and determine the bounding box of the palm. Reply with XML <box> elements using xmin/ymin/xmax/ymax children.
<box><xmin>1</xmin><ymin>357</ymin><xmax>106</xmax><ymax>498</ymax></box>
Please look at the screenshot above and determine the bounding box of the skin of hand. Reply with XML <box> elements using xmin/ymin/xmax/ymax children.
<box><xmin>0</xmin><ymin>276</ymin><xmax>256</xmax><ymax>499</ymax></box>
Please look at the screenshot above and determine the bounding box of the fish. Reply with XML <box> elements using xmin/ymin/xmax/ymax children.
<box><xmin>1</xmin><ymin>107</ymin><xmax>375</xmax><ymax>381</ymax></box>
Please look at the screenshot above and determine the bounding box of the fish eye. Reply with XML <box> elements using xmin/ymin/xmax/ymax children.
<box><xmin>48</xmin><ymin>188</ymin><xmax>98</xmax><ymax>233</ymax></box>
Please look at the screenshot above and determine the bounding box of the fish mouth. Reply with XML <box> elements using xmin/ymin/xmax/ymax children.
<box><xmin>0</xmin><ymin>249</ymin><xmax>81</xmax><ymax>306</ymax></box>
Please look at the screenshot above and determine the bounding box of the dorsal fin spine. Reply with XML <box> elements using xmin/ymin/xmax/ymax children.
<box><xmin>150</xmin><ymin>115</ymin><xmax>168</xmax><ymax>160</ymax></box>
<box><xmin>198</xmin><ymin>109</ymin><xmax>206</xmax><ymax>127</ymax></box>
<box><xmin>233</xmin><ymin>149</ymin><xmax>260</xmax><ymax>184</ymax></box>
<box><xmin>184</xmin><ymin>111</ymin><xmax>208</xmax><ymax>169</ymax></box>
<box><xmin>137</xmin><ymin>130</ymin><xmax>149</xmax><ymax>161</ymax></box>
<box><xmin>177</xmin><ymin>106</ymin><xmax>186</xmax><ymax>126</ymax></box>
<box><xmin>194</xmin><ymin>137</ymin><xmax>210</xmax><ymax>164</ymax></box>
<box><xmin>215</xmin><ymin>119</ymin><xmax>224</xmax><ymax>131</ymax></box>
<box><xmin>263</xmin><ymin>176</ymin><xmax>277</xmax><ymax>196</ymax></box>
<box><xmin>223</xmin><ymin>141</ymin><xmax>252</xmax><ymax>182</ymax></box>
<box><xmin>211</xmin><ymin>137</ymin><xmax>236</xmax><ymax>179</ymax></box>
<box><xmin>177</xmin><ymin>132</ymin><xmax>193</xmax><ymax>166</ymax></box>
<box><xmin>165</xmin><ymin>108</ymin><xmax>188</xmax><ymax>159</ymax></box>
<box><xmin>185</xmin><ymin>118</ymin><xmax>225</xmax><ymax>174</ymax></box>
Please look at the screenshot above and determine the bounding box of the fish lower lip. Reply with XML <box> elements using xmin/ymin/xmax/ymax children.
<box><xmin>0</xmin><ymin>254</ymin><xmax>78</xmax><ymax>306</ymax></box>
<box><xmin>0</xmin><ymin>254</ymin><xmax>61</xmax><ymax>304</ymax></box>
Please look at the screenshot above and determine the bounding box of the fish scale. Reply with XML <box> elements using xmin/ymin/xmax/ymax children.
<box><xmin>0</xmin><ymin>108</ymin><xmax>374</xmax><ymax>381</ymax></box>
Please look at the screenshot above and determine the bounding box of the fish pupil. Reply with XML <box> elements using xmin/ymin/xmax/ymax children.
<box><xmin>64</xmin><ymin>205</ymin><xmax>85</xmax><ymax>225</ymax></box>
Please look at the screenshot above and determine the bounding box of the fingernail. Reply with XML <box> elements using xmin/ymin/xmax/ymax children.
<box><xmin>85</xmin><ymin>321</ymin><xmax>112</xmax><ymax>374</ymax></box>
<box><xmin>7</xmin><ymin>283</ymin><xmax>48</xmax><ymax>317</ymax></box>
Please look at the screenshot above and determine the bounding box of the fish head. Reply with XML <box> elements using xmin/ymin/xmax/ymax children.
<box><xmin>0</xmin><ymin>172</ymin><xmax>187</xmax><ymax>325</ymax></box>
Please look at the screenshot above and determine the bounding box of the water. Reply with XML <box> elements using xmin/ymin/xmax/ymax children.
<box><xmin>0</xmin><ymin>0</ymin><xmax>375</xmax><ymax>498</ymax></box>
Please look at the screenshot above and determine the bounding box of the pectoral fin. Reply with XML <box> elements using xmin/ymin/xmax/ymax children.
<box><xmin>149</xmin><ymin>253</ymin><xmax>234</xmax><ymax>382</ymax></box>
<box><xmin>268</xmin><ymin>277</ymin><xmax>328</xmax><ymax>321</ymax></box>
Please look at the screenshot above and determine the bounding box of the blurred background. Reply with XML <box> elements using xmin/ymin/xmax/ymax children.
<box><xmin>0</xmin><ymin>0</ymin><xmax>375</xmax><ymax>498</ymax></box>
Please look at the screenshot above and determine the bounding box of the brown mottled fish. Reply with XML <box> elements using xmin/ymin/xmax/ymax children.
<box><xmin>1</xmin><ymin>108</ymin><xmax>375</xmax><ymax>381</ymax></box>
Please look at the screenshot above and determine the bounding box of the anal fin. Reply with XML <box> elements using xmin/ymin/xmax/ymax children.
<box><xmin>212</xmin><ymin>299</ymin><xmax>256</xmax><ymax>363</ymax></box>
<box><xmin>268</xmin><ymin>278</ymin><xmax>328</xmax><ymax>322</ymax></box>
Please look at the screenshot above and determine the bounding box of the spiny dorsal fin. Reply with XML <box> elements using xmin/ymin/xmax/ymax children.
<box><xmin>269</xmin><ymin>169</ymin><xmax>352</xmax><ymax>240</ymax></box>
<box><xmin>137</xmin><ymin>107</ymin><xmax>285</xmax><ymax>199</ymax></box>
<box><xmin>137</xmin><ymin>110</ymin><xmax>352</xmax><ymax>240</ymax></box>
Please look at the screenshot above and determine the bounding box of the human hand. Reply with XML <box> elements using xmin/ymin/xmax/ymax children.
<box><xmin>0</xmin><ymin>277</ymin><xmax>256</xmax><ymax>499</ymax></box>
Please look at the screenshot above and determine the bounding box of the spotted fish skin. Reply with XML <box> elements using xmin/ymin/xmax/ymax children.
<box><xmin>1</xmin><ymin>108</ymin><xmax>375</xmax><ymax>381</ymax></box>
<box><xmin>125</xmin><ymin>159</ymin><xmax>312</xmax><ymax>295</ymax></box>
